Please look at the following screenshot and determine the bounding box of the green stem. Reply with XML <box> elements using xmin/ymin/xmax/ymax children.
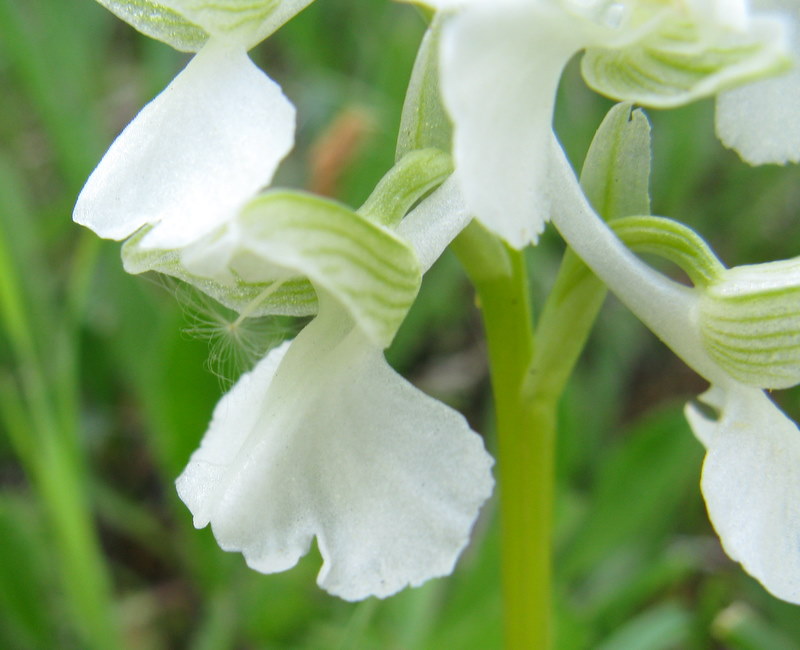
<box><xmin>453</xmin><ymin>223</ymin><xmax>551</xmax><ymax>650</ymax></box>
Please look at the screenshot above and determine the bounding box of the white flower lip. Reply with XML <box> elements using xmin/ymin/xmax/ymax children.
<box><xmin>176</xmin><ymin>300</ymin><xmax>495</xmax><ymax>601</ymax></box>
<box><xmin>686</xmin><ymin>384</ymin><xmax>800</xmax><ymax>605</ymax></box>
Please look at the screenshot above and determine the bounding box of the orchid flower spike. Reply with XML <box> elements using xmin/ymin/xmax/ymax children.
<box><xmin>171</xmin><ymin>178</ymin><xmax>495</xmax><ymax>600</ymax></box>
<box><xmin>73</xmin><ymin>1</ymin><xmax>494</xmax><ymax>595</ymax></box>
<box><xmin>418</xmin><ymin>0</ymin><xmax>798</xmax><ymax>247</ymax></box>
<box><xmin>547</xmin><ymin>130</ymin><xmax>800</xmax><ymax>604</ymax></box>
<box><xmin>73</xmin><ymin>1</ymin><xmax>312</xmax><ymax>252</ymax></box>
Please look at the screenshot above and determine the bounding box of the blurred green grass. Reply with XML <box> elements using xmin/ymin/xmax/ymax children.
<box><xmin>1</xmin><ymin>1</ymin><xmax>800</xmax><ymax>648</ymax></box>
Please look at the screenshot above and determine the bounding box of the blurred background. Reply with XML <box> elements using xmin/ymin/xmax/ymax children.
<box><xmin>2</xmin><ymin>1</ymin><xmax>800</xmax><ymax>648</ymax></box>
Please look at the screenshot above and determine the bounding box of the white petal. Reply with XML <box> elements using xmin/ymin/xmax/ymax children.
<box><xmin>715</xmin><ymin>66</ymin><xmax>800</xmax><ymax>164</ymax></box>
<box><xmin>715</xmin><ymin>4</ymin><xmax>800</xmax><ymax>164</ymax></box>
<box><xmin>685</xmin><ymin>384</ymin><xmax>800</xmax><ymax>603</ymax></box>
<box><xmin>439</xmin><ymin>4</ymin><xmax>585</xmax><ymax>247</ymax></box>
<box><xmin>74</xmin><ymin>39</ymin><xmax>295</xmax><ymax>247</ymax></box>
<box><xmin>176</xmin><ymin>303</ymin><xmax>494</xmax><ymax>601</ymax></box>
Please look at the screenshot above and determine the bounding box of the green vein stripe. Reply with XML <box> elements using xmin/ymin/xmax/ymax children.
<box><xmin>98</xmin><ymin>0</ymin><xmax>208</xmax><ymax>51</ymax></box>
<box><xmin>702</xmin><ymin>335</ymin><xmax>800</xmax><ymax>355</ymax></box>
<box><xmin>704</xmin><ymin>341</ymin><xmax>800</xmax><ymax>371</ymax></box>
<box><xmin>177</xmin><ymin>1</ymin><xmax>279</xmax><ymax>35</ymax></box>
<box><xmin>252</xmin><ymin>215</ymin><xmax>412</xmax><ymax>274</ymax></box>
<box><xmin>274</xmin><ymin>225</ymin><xmax>416</xmax><ymax>278</ymax></box>
<box><xmin>702</xmin><ymin>321</ymin><xmax>800</xmax><ymax>343</ymax></box>
<box><xmin>703</xmin><ymin>308</ymin><xmax>800</xmax><ymax>325</ymax></box>
<box><xmin>312</xmin><ymin>245</ymin><xmax>417</xmax><ymax>289</ymax></box>
<box><xmin>704</xmin><ymin>286</ymin><xmax>800</xmax><ymax>305</ymax></box>
<box><xmin>259</xmin><ymin>239</ymin><xmax>415</xmax><ymax>294</ymax></box>
<box><xmin>323</xmin><ymin>282</ymin><xmax>414</xmax><ymax>312</ymax></box>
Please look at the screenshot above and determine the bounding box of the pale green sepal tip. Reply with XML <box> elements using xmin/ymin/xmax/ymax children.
<box><xmin>699</xmin><ymin>258</ymin><xmax>800</xmax><ymax>389</ymax></box>
<box><xmin>235</xmin><ymin>191</ymin><xmax>422</xmax><ymax>349</ymax></box>
<box><xmin>359</xmin><ymin>149</ymin><xmax>453</xmax><ymax>228</ymax></box>
<box><xmin>582</xmin><ymin>18</ymin><xmax>792</xmax><ymax>108</ymax></box>
<box><xmin>580</xmin><ymin>102</ymin><xmax>651</xmax><ymax>221</ymax></box>
<box><xmin>610</xmin><ymin>215</ymin><xmax>724</xmax><ymax>288</ymax></box>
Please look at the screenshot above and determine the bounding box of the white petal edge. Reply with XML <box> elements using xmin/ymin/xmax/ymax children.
<box><xmin>715</xmin><ymin>65</ymin><xmax>800</xmax><ymax>164</ymax></box>
<box><xmin>439</xmin><ymin>3</ymin><xmax>586</xmax><ymax>248</ymax></box>
<box><xmin>176</xmin><ymin>302</ymin><xmax>495</xmax><ymax>601</ymax></box>
<box><xmin>715</xmin><ymin>3</ymin><xmax>800</xmax><ymax>164</ymax></box>
<box><xmin>686</xmin><ymin>384</ymin><xmax>800</xmax><ymax>603</ymax></box>
<box><xmin>74</xmin><ymin>39</ymin><xmax>295</xmax><ymax>248</ymax></box>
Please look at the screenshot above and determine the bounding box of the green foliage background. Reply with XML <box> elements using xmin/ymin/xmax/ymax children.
<box><xmin>1</xmin><ymin>1</ymin><xmax>800</xmax><ymax>648</ymax></box>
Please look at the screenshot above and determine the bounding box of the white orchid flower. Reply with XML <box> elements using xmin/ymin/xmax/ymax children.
<box><xmin>73</xmin><ymin>0</ymin><xmax>493</xmax><ymax>595</ymax></box>
<box><xmin>419</xmin><ymin>0</ymin><xmax>796</xmax><ymax>247</ymax></box>
<box><xmin>73</xmin><ymin>1</ymin><xmax>311</xmax><ymax>252</ymax></box>
<box><xmin>548</xmin><ymin>137</ymin><xmax>800</xmax><ymax>604</ymax></box>
<box><xmin>171</xmin><ymin>179</ymin><xmax>495</xmax><ymax>600</ymax></box>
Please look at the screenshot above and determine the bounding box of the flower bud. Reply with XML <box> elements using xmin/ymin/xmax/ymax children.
<box><xmin>699</xmin><ymin>258</ymin><xmax>800</xmax><ymax>389</ymax></box>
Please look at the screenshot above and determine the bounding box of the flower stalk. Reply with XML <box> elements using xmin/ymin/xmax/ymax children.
<box><xmin>453</xmin><ymin>223</ymin><xmax>550</xmax><ymax>650</ymax></box>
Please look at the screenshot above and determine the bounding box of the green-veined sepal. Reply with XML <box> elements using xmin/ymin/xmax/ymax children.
<box><xmin>582</xmin><ymin>15</ymin><xmax>791</xmax><ymax>107</ymax></box>
<box><xmin>698</xmin><ymin>258</ymin><xmax>800</xmax><ymax>389</ymax></box>
<box><xmin>235</xmin><ymin>191</ymin><xmax>421</xmax><ymax>347</ymax></box>
<box><xmin>95</xmin><ymin>0</ymin><xmax>313</xmax><ymax>51</ymax></box>
<box><xmin>96</xmin><ymin>0</ymin><xmax>207</xmax><ymax>51</ymax></box>
<box><xmin>123</xmin><ymin>190</ymin><xmax>422</xmax><ymax>348</ymax></box>
<box><xmin>610</xmin><ymin>215</ymin><xmax>725</xmax><ymax>288</ymax></box>
<box><xmin>123</xmin><ymin>229</ymin><xmax>318</xmax><ymax>317</ymax></box>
